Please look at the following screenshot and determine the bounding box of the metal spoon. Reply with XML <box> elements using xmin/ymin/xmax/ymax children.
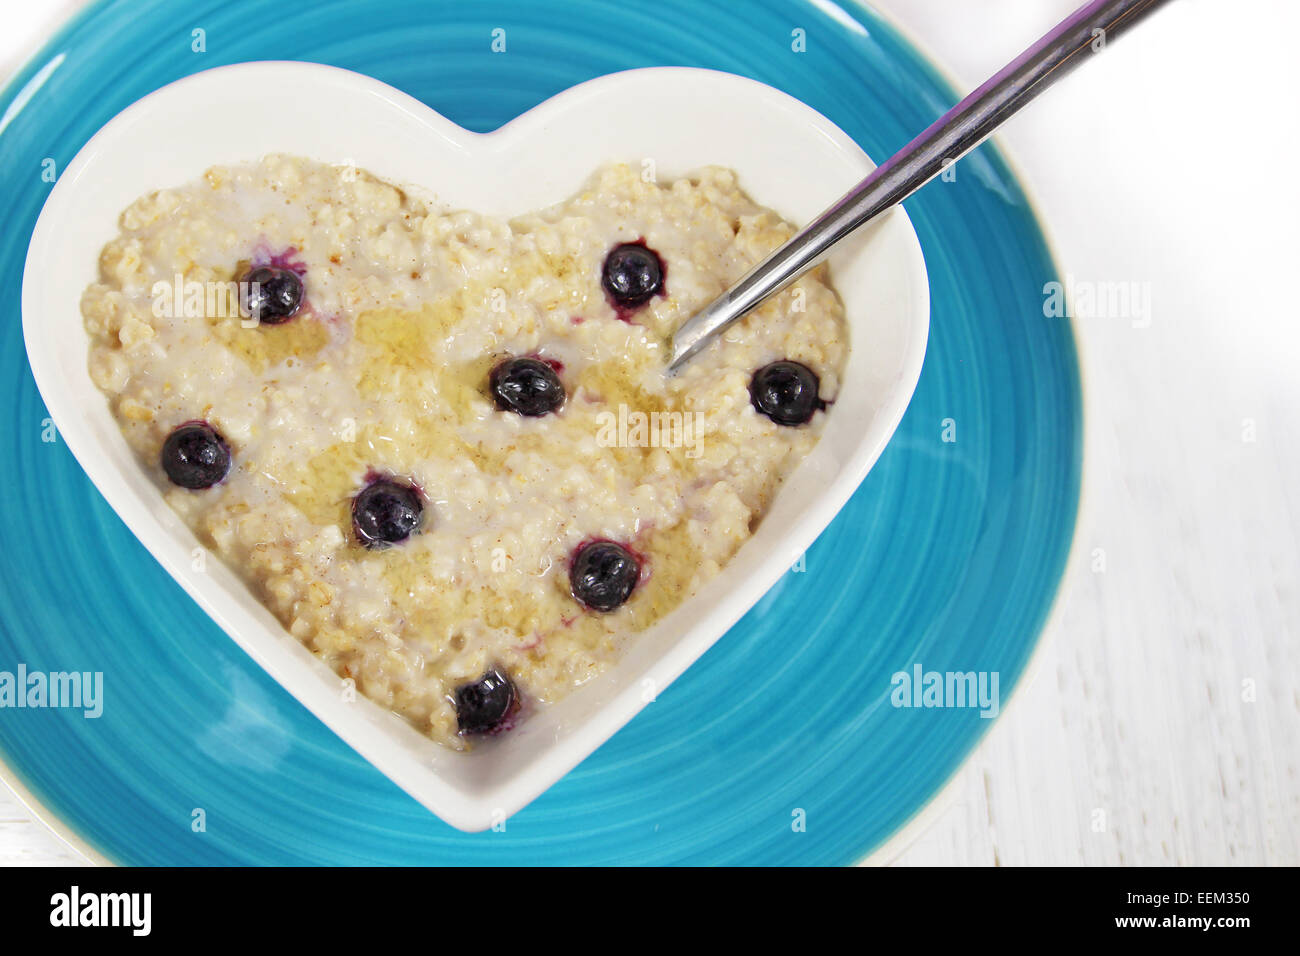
<box><xmin>668</xmin><ymin>0</ymin><xmax>1173</xmax><ymax>372</ymax></box>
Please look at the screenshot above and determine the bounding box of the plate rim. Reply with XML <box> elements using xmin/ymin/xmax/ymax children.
<box><xmin>848</xmin><ymin>0</ymin><xmax>1087</xmax><ymax>866</ymax></box>
<box><xmin>0</xmin><ymin>0</ymin><xmax>1083</xmax><ymax>867</ymax></box>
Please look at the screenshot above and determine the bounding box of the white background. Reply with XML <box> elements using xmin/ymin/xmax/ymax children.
<box><xmin>1</xmin><ymin>0</ymin><xmax>1296</xmax><ymax>865</ymax></box>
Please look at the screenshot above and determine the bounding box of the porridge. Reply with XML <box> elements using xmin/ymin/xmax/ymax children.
<box><xmin>81</xmin><ymin>155</ymin><xmax>848</xmax><ymax>748</ymax></box>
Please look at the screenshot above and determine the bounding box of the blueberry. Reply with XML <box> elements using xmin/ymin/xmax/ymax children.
<box><xmin>749</xmin><ymin>360</ymin><xmax>824</xmax><ymax>426</ymax></box>
<box><xmin>489</xmin><ymin>357</ymin><xmax>565</xmax><ymax>417</ymax></box>
<box><xmin>351</xmin><ymin>477</ymin><xmax>424</xmax><ymax>548</ymax></box>
<box><xmin>160</xmin><ymin>422</ymin><xmax>231</xmax><ymax>489</ymax></box>
<box><xmin>241</xmin><ymin>265</ymin><xmax>304</xmax><ymax>324</ymax></box>
<box><xmin>601</xmin><ymin>242</ymin><xmax>664</xmax><ymax>310</ymax></box>
<box><xmin>570</xmin><ymin>540</ymin><xmax>640</xmax><ymax>612</ymax></box>
<box><xmin>454</xmin><ymin>668</ymin><xmax>517</xmax><ymax>735</ymax></box>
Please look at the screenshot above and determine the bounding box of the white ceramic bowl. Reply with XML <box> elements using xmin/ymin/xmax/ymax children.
<box><xmin>22</xmin><ymin>61</ymin><xmax>928</xmax><ymax>832</ymax></box>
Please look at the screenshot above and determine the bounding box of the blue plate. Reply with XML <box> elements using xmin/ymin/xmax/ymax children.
<box><xmin>0</xmin><ymin>0</ymin><xmax>1080</xmax><ymax>865</ymax></box>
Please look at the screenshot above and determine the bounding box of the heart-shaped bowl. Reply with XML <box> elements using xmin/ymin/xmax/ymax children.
<box><xmin>22</xmin><ymin>61</ymin><xmax>928</xmax><ymax>832</ymax></box>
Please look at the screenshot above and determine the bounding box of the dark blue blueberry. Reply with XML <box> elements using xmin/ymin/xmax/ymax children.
<box><xmin>455</xmin><ymin>668</ymin><xmax>517</xmax><ymax>735</ymax></box>
<box><xmin>351</xmin><ymin>477</ymin><xmax>424</xmax><ymax>548</ymax></box>
<box><xmin>601</xmin><ymin>242</ymin><xmax>664</xmax><ymax>310</ymax></box>
<box><xmin>489</xmin><ymin>357</ymin><xmax>565</xmax><ymax>417</ymax></box>
<box><xmin>241</xmin><ymin>265</ymin><xmax>304</xmax><ymax>324</ymax></box>
<box><xmin>749</xmin><ymin>360</ymin><xmax>823</xmax><ymax>426</ymax></box>
<box><xmin>570</xmin><ymin>540</ymin><xmax>640</xmax><ymax>612</ymax></box>
<box><xmin>160</xmin><ymin>422</ymin><xmax>231</xmax><ymax>489</ymax></box>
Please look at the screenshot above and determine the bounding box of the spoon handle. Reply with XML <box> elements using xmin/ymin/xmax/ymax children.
<box><xmin>668</xmin><ymin>0</ymin><xmax>1174</xmax><ymax>371</ymax></box>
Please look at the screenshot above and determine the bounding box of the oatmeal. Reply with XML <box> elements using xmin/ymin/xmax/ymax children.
<box><xmin>82</xmin><ymin>155</ymin><xmax>848</xmax><ymax>748</ymax></box>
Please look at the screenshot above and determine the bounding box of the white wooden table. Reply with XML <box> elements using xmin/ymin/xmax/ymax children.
<box><xmin>3</xmin><ymin>0</ymin><xmax>1297</xmax><ymax>866</ymax></box>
